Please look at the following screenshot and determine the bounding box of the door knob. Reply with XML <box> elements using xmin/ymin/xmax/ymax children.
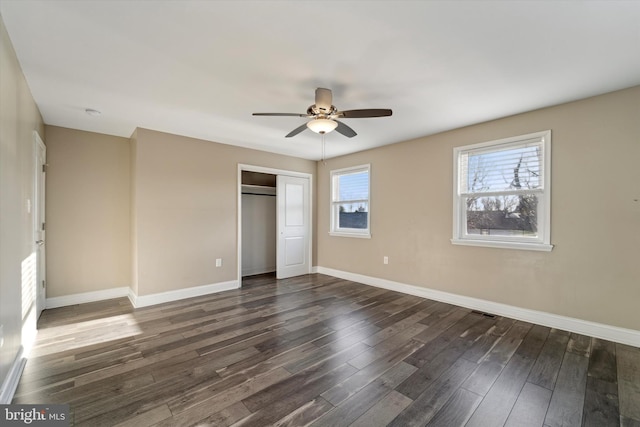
<box><xmin>36</xmin><ymin>240</ymin><xmax>45</xmax><ymax>246</ymax></box>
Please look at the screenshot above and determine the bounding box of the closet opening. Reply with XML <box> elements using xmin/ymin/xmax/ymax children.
<box><xmin>238</xmin><ymin>164</ymin><xmax>312</xmax><ymax>284</ymax></box>
<box><xmin>241</xmin><ymin>171</ymin><xmax>277</xmax><ymax>278</ymax></box>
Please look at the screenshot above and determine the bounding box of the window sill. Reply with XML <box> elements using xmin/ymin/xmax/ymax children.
<box><xmin>451</xmin><ymin>238</ymin><xmax>553</xmax><ymax>252</ymax></box>
<box><xmin>330</xmin><ymin>231</ymin><xmax>371</xmax><ymax>239</ymax></box>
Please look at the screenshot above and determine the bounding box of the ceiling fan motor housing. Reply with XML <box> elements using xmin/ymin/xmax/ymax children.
<box><xmin>315</xmin><ymin>88</ymin><xmax>333</xmax><ymax>112</ymax></box>
<box><xmin>308</xmin><ymin>105</ymin><xmax>336</xmax><ymax>117</ymax></box>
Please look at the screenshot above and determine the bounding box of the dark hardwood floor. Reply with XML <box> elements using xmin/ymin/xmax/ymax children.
<box><xmin>13</xmin><ymin>273</ymin><xmax>640</xmax><ymax>426</ymax></box>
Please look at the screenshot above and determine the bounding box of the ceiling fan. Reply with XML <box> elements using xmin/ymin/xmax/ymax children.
<box><xmin>253</xmin><ymin>88</ymin><xmax>392</xmax><ymax>138</ymax></box>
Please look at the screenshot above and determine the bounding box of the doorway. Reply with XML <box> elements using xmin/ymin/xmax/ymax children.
<box><xmin>33</xmin><ymin>131</ymin><xmax>46</xmax><ymax>318</ymax></box>
<box><xmin>237</xmin><ymin>165</ymin><xmax>312</xmax><ymax>283</ymax></box>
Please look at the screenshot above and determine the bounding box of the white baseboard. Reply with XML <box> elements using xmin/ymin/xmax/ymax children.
<box><xmin>129</xmin><ymin>280</ymin><xmax>240</xmax><ymax>308</ymax></box>
<box><xmin>311</xmin><ymin>266</ymin><xmax>319</xmax><ymax>274</ymax></box>
<box><xmin>0</xmin><ymin>346</ymin><xmax>27</xmax><ymax>404</ymax></box>
<box><xmin>316</xmin><ymin>267</ymin><xmax>640</xmax><ymax>348</ymax></box>
<box><xmin>46</xmin><ymin>280</ymin><xmax>241</xmax><ymax>310</ymax></box>
<box><xmin>46</xmin><ymin>287</ymin><xmax>130</xmax><ymax>309</ymax></box>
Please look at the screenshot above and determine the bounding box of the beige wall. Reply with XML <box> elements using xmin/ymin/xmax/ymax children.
<box><xmin>45</xmin><ymin>126</ymin><xmax>131</xmax><ymax>297</ymax></box>
<box><xmin>0</xmin><ymin>16</ymin><xmax>45</xmax><ymax>390</ymax></box>
<box><xmin>44</xmin><ymin>127</ymin><xmax>316</xmax><ymax>300</ymax></box>
<box><xmin>131</xmin><ymin>128</ymin><xmax>317</xmax><ymax>296</ymax></box>
<box><xmin>318</xmin><ymin>86</ymin><xmax>640</xmax><ymax>331</ymax></box>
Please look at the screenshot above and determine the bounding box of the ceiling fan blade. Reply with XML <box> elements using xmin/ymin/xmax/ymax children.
<box><xmin>337</xmin><ymin>109</ymin><xmax>393</xmax><ymax>118</ymax></box>
<box><xmin>335</xmin><ymin>120</ymin><xmax>357</xmax><ymax>138</ymax></box>
<box><xmin>285</xmin><ymin>123</ymin><xmax>309</xmax><ymax>138</ymax></box>
<box><xmin>315</xmin><ymin>88</ymin><xmax>333</xmax><ymax>112</ymax></box>
<box><xmin>253</xmin><ymin>113</ymin><xmax>309</xmax><ymax>117</ymax></box>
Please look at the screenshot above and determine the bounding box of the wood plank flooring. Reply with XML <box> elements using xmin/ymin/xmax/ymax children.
<box><xmin>13</xmin><ymin>273</ymin><xmax>640</xmax><ymax>426</ymax></box>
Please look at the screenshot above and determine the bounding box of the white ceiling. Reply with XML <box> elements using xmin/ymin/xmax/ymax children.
<box><xmin>2</xmin><ymin>1</ymin><xmax>639</xmax><ymax>160</ymax></box>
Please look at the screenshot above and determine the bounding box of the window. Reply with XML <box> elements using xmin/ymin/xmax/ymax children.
<box><xmin>330</xmin><ymin>164</ymin><xmax>371</xmax><ymax>238</ymax></box>
<box><xmin>452</xmin><ymin>130</ymin><xmax>552</xmax><ymax>251</ymax></box>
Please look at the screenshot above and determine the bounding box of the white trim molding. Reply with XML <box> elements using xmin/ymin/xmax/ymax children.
<box><xmin>0</xmin><ymin>346</ymin><xmax>27</xmax><ymax>404</ymax></box>
<box><xmin>451</xmin><ymin>238</ymin><xmax>553</xmax><ymax>252</ymax></box>
<box><xmin>316</xmin><ymin>267</ymin><xmax>640</xmax><ymax>348</ymax></box>
<box><xmin>46</xmin><ymin>287</ymin><xmax>130</xmax><ymax>309</ymax></box>
<box><xmin>45</xmin><ymin>280</ymin><xmax>241</xmax><ymax>310</ymax></box>
<box><xmin>129</xmin><ymin>280</ymin><xmax>239</xmax><ymax>308</ymax></box>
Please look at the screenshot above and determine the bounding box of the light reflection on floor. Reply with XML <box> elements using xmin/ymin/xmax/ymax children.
<box><xmin>31</xmin><ymin>312</ymin><xmax>143</xmax><ymax>358</ymax></box>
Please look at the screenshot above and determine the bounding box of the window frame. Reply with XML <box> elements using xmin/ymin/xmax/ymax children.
<box><xmin>451</xmin><ymin>130</ymin><xmax>553</xmax><ymax>252</ymax></box>
<box><xmin>330</xmin><ymin>164</ymin><xmax>371</xmax><ymax>238</ymax></box>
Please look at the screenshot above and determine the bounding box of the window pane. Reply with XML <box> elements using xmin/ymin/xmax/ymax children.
<box><xmin>465</xmin><ymin>194</ymin><xmax>538</xmax><ymax>237</ymax></box>
<box><xmin>461</xmin><ymin>143</ymin><xmax>542</xmax><ymax>194</ymax></box>
<box><xmin>336</xmin><ymin>170</ymin><xmax>369</xmax><ymax>202</ymax></box>
<box><xmin>336</xmin><ymin>202</ymin><xmax>368</xmax><ymax>229</ymax></box>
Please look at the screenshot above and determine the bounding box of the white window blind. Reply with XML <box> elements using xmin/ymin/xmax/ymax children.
<box><xmin>459</xmin><ymin>137</ymin><xmax>544</xmax><ymax>195</ymax></box>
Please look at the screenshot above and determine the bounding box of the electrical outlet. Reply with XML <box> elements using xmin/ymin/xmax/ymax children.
<box><xmin>216</xmin><ymin>258</ymin><xmax>222</xmax><ymax>267</ymax></box>
<box><xmin>383</xmin><ymin>256</ymin><xmax>389</xmax><ymax>265</ymax></box>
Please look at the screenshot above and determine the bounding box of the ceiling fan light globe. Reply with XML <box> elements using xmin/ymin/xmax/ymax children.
<box><xmin>307</xmin><ymin>118</ymin><xmax>338</xmax><ymax>134</ymax></box>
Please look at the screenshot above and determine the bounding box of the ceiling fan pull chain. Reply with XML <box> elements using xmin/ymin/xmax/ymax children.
<box><xmin>321</xmin><ymin>133</ymin><xmax>326</xmax><ymax>164</ymax></box>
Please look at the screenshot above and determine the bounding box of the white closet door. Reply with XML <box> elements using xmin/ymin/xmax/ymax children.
<box><xmin>276</xmin><ymin>175</ymin><xmax>310</xmax><ymax>279</ymax></box>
